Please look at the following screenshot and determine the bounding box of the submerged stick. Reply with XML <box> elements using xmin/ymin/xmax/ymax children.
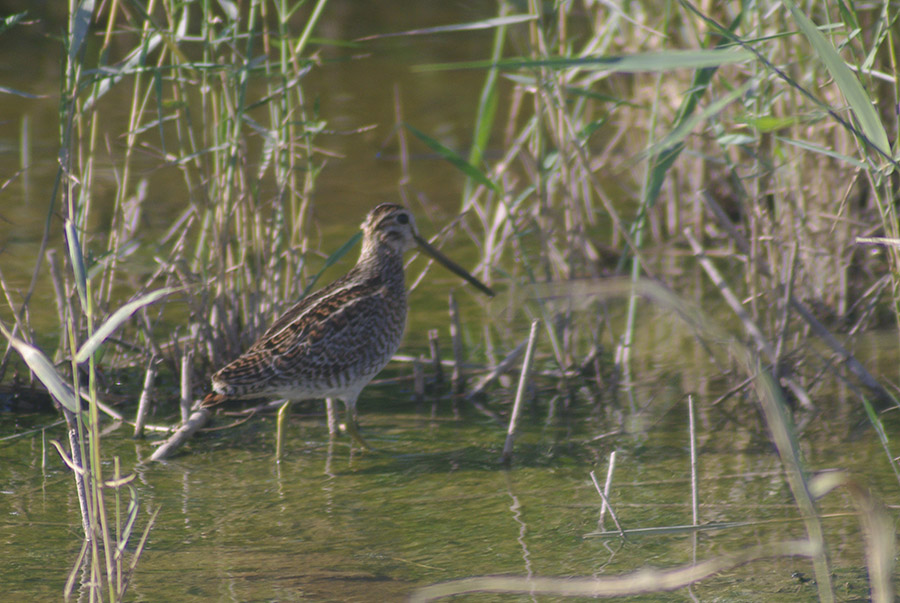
<box><xmin>468</xmin><ymin>337</ymin><xmax>528</xmax><ymax>399</ymax></box>
<box><xmin>597</xmin><ymin>450</ymin><xmax>617</xmax><ymax>531</ymax></box>
<box><xmin>148</xmin><ymin>408</ymin><xmax>211</xmax><ymax>462</ymax></box>
<box><xmin>500</xmin><ymin>320</ymin><xmax>539</xmax><ymax>465</ymax></box>
<box><xmin>590</xmin><ymin>468</ymin><xmax>625</xmax><ymax>539</ymax></box>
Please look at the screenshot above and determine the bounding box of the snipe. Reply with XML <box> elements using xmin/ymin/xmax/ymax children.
<box><xmin>200</xmin><ymin>203</ymin><xmax>493</xmax><ymax>451</ymax></box>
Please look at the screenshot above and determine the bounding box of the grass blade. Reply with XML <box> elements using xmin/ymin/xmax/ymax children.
<box><xmin>68</xmin><ymin>0</ymin><xmax>94</xmax><ymax>61</ymax></box>
<box><xmin>404</xmin><ymin>122</ymin><xmax>499</xmax><ymax>194</ymax></box>
<box><xmin>783</xmin><ymin>0</ymin><xmax>891</xmax><ymax>160</ymax></box>
<box><xmin>415</xmin><ymin>48</ymin><xmax>754</xmax><ymax>73</ymax></box>
<box><xmin>64</xmin><ymin>219</ymin><xmax>88</xmax><ymax>310</ymax></box>
<box><xmin>775</xmin><ymin>135</ymin><xmax>867</xmax><ymax>169</ymax></box>
<box><xmin>75</xmin><ymin>287</ymin><xmax>179</xmax><ymax>364</ymax></box>
<box><xmin>642</xmin><ymin>80</ymin><xmax>752</xmax><ymax>161</ymax></box>
<box><xmin>300</xmin><ymin>232</ymin><xmax>361</xmax><ymax>299</ymax></box>
<box><xmin>0</xmin><ymin>322</ymin><xmax>80</xmax><ymax>414</ymax></box>
<box><xmin>356</xmin><ymin>14</ymin><xmax>535</xmax><ymax>40</ymax></box>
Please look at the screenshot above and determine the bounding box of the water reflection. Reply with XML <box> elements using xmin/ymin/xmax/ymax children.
<box><xmin>504</xmin><ymin>472</ymin><xmax>535</xmax><ymax>602</ymax></box>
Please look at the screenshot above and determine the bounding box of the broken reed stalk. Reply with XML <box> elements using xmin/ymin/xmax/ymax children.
<box><xmin>500</xmin><ymin>320</ymin><xmax>539</xmax><ymax>465</ymax></box>
<box><xmin>468</xmin><ymin>337</ymin><xmax>528</xmax><ymax>399</ymax></box>
<box><xmin>179</xmin><ymin>351</ymin><xmax>192</xmax><ymax>424</ymax></box>
<box><xmin>688</xmin><ymin>394</ymin><xmax>698</xmax><ymax>527</ymax></box>
<box><xmin>45</xmin><ymin>249</ymin><xmax>69</xmax><ymax>358</ymax></box>
<box><xmin>598</xmin><ymin>450</ymin><xmax>617</xmax><ymax>531</ymax></box>
<box><xmin>63</xmin><ymin>408</ymin><xmax>91</xmax><ymax>539</ymax></box>
<box><xmin>683</xmin><ymin>229</ymin><xmax>776</xmax><ymax>362</ymax></box>
<box><xmin>133</xmin><ymin>357</ymin><xmax>157</xmax><ymax>438</ymax></box>
<box><xmin>684</xmin><ymin>230</ymin><xmax>814</xmax><ymax>409</ymax></box>
<box><xmin>448</xmin><ymin>292</ymin><xmax>465</xmax><ymax>394</ymax></box>
<box><xmin>148</xmin><ymin>408</ymin><xmax>211</xmax><ymax>462</ymax></box>
<box><xmin>590</xmin><ymin>468</ymin><xmax>625</xmax><ymax>538</ymax></box>
<box><xmin>688</xmin><ymin>394</ymin><xmax>699</xmax><ymax>568</ymax></box>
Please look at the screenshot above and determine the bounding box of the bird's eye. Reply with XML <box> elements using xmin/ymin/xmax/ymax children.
<box><xmin>397</xmin><ymin>213</ymin><xmax>409</xmax><ymax>224</ymax></box>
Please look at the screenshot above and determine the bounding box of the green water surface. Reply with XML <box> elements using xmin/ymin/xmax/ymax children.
<box><xmin>1</xmin><ymin>367</ymin><xmax>894</xmax><ymax>601</ymax></box>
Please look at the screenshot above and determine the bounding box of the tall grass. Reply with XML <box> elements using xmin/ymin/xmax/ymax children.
<box><xmin>3</xmin><ymin>0</ymin><xmax>331</xmax><ymax>598</ymax></box>
<box><xmin>433</xmin><ymin>1</ymin><xmax>899</xmax><ymax>383</ymax></box>
<box><xmin>407</xmin><ymin>0</ymin><xmax>898</xmax><ymax>598</ymax></box>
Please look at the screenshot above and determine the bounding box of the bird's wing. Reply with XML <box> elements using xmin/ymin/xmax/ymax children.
<box><xmin>212</xmin><ymin>278</ymin><xmax>399</xmax><ymax>391</ymax></box>
<box><xmin>246</xmin><ymin>268</ymin><xmax>360</xmax><ymax>353</ymax></box>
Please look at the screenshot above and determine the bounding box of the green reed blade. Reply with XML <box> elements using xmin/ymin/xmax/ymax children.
<box><xmin>0</xmin><ymin>322</ymin><xmax>80</xmax><ymax>414</ymax></box>
<box><xmin>75</xmin><ymin>287</ymin><xmax>179</xmax><ymax>364</ymax></box>
<box><xmin>67</xmin><ymin>0</ymin><xmax>94</xmax><ymax>61</ymax></box>
<box><xmin>783</xmin><ymin>0</ymin><xmax>891</xmax><ymax>162</ymax></box>
<box><xmin>415</xmin><ymin>48</ymin><xmax>754</xmax><ymax>73</ymax></box>
<box><xmin>357</xmin><ymin>14</ymin><xmax>534</xmax><ymax>41</ymax></box>
<box><xmin>64</xmin><ymin>219</ymin><xmax>88</xmax><ymax>310</ymax></box>
<box><xmin>404</xmin><ymin>122</ymin><xmax>500</xmax><ymax>194</ymax></box>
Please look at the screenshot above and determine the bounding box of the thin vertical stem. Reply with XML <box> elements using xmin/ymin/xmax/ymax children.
<box><xmin>180</xmin><ymin>352</ymin><xmax>193</xmax><ymax>424</ymax></box>
<box><xmin>688</xmin><ymin>395</ymin><xmax>698</xmax><ymax>527</ymax></box>
<box><xmin>133</xmin><ymin>356</ymin><xmax>157</xmax><ymax>438</ymax></box>
<box><xmin>500</xmin><ymin>320</ymin><xmax>539</xmax><ymax>464</ymax></box>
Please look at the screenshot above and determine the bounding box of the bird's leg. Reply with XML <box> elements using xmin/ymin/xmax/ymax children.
<box><xmin>275</xmin><ymin>399</ymin><xmax>293</xmax><ymax>461</ymax></box>
<box><xmin>343</xmin><ymin>402</ymin><xmax>371</xmax><ymax>451</ymax></box>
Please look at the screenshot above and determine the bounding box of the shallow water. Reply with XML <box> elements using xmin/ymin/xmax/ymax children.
<box><xmin>1</xmin><ymin>360</ymin><xmax>896</xmax><ymax>601</ymax></box>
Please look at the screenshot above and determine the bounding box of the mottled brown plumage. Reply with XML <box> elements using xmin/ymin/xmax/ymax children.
<box><xmin>200</xmin><ymin>203</ymin><xmax>493</xmax><ymax>447</ymax></box>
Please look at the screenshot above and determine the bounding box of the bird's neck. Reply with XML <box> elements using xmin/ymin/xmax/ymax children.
<box><xmin>355</xmin><ymin>242</ymin><xmax>406</xmax><ymax>290</ymax></box>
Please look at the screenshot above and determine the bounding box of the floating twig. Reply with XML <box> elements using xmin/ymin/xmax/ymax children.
<box><xmin>149</xmin><ymin>408</ymin><xmax>211</xmax><ymax>462</ymax></box>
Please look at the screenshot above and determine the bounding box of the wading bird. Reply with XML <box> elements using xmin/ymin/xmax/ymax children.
<box><xmin>200</xmin><ymin>203</ymin><xmax>494</xmax><ymax>451</ymax></box>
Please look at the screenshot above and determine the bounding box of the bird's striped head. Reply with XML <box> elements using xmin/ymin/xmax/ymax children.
<box><xmin>360</xmin><ymin>203</ymin><xmax>495</xmax><ymax>297</ymax></box>
<box><xmin>361</xmin><ymin>203</ymin><xmax>419</xmax><ymax>254</ymax></box>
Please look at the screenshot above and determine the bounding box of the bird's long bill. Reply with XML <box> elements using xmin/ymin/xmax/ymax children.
<box><xmin>413</xmin><ymin>234</ymin><xmax>495</xmax><ymax>297</ymax></box>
